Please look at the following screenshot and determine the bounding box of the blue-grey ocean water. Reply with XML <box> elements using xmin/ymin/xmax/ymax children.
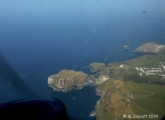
<box><xmin>0</xmin><ymin>0</ymin><xmax>165</xmax><ymax>120</ymax></box>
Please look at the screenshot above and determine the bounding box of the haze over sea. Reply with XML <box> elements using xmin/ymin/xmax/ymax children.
<box><xmin>0</xmin><ymin>0</ymin><xmax>165</xmax><ymax>119</ymax></box>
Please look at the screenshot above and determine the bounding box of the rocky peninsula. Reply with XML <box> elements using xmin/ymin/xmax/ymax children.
<box><xmin>48</xmin><ymin>69</ymin><xmax>95</xmax><ymax>92</ymax></box>
<box><xmin>134</xmin><ymin>42</ymin><xmax>165</xmax><ymax>53</ymax></box>
<box><xmin>48</xmin><ymin>69</ymin><xmax>109</xmax><ymax>92</ymax></box>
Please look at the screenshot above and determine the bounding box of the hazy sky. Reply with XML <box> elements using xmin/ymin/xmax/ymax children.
<box><xmin>1</xmin><ymin>0</ymin><xmax>165</xmax><ymax>31</ymax></box>
<box><xmin>0</xmin><ymin>0</ymin><xmax>165</xmax><ymax>47</ymax></box>
<box><xmin>0</xmin><ymin>0</ymin><xmax>165</xmax><ymax>16</ymax></box>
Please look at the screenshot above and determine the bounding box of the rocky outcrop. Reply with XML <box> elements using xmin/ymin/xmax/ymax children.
<box><xmin>96</xmin><ymin>75</ymin><xmax>109</xmax><ymax>84</ymax></box>
<box><xmin>123</xmin><ymin>45</ymin><xmax>130</xmax><ymax>50</ymax></box>
<box><xmin>48</xmin><ymin>69</ymin><xmax>96</xmax><ymax>92</ymax></box>
<box><xmin>88</xmin><ymin>62</ymin><xmax>106</xmax><ymax>73</ymax></box>
<box><xmin>134</xmin><ymin>42</ymin><xmax>165</xmax><ymax>54</ymax></box>
<box><xmin>48</xmin><ymin>69</ymin><xmax>110</xmax><ymax>92</ymax></box>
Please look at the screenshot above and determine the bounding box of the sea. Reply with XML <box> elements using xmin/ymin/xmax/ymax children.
<box><xmin>0</xmin><ymin>0</ymin><xmax>165</xmax><ymax>120</ymax></box>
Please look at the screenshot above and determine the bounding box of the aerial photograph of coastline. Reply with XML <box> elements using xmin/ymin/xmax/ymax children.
<box><xmin>0</xmin><ymin>0</ymin><xmax>165</xmax><ymax>120</ymax></box>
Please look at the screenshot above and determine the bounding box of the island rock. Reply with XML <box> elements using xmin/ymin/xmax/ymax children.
<box><xmin>123</xmin><ymin>45</ymin><xmax>130</xmax><ymax>50</ymax></box>
<box><xmin>48</xmin><ymin>69</ymin><xmax>96</xmax><ymax>92</ymax></box>
<box><xmin>134</xmin><ymin>42</ymin><xmax>165</xmax><ymax>53</ymax></box>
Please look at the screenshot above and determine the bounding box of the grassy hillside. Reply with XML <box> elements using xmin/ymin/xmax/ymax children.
<box><xmin>95</xmin><ymin>80</ymin><xmax>165</xmax><ymax>120</ymax></box>
<box><xmin>128</xmin><ymin>52</ymin><xmax>165</xmax><ymax>67</ymax></box>
<box><xmin>95</xmin><ymin>52</ymin><xmax>165</xmax><ymax>120</ymax></box>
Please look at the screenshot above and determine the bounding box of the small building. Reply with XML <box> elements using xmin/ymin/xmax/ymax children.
<box><xmin>127</xmin><ymin>94</ymin><xmax>134</xmax><ymax>98</ymax></box>
<box><xmin>120</xmin><ymin>64</ymin><xmax>124</xmax><ymax>68</ymax></box>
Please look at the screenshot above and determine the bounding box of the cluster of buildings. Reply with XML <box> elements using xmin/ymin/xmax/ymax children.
<box><xmin>119</xmin><ymin>62</ymin><xmax>165</xmax><ymax>78</ymax></box>
<box><xmin>135</xmin><ymin>62</ymin><xmax>165</xmax><ymax>78</ymax></box>
<box><xmin>126</xmin><ymin>94</ymin><xmax>134</xmax><ymax>102</ymax></box>
<box><xmin>120</xmin><ymin>64</ymin><xmax>130</xmax><ymax>70</ymax></box>
<box><xmin>158</xmin><ymin>61</ymin><xmax>165</xmax><ymax>68</ymax></box>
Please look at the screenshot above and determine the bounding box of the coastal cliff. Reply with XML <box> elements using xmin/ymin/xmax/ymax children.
<box><xmin>47</xmin><ymin>52</ymin><xmax>165</xmax><ymax>120</ymax></box>
<box><xmin>48</xmin><ymin>69</ymin><xmax>96</xmax><ymax>92</ymax></box>
<box><xmin>134</xmin><ymin>42</ymin><xmax>165</xmax><ymax>53</ymax></box>
<box><xmin>48</xmin><ymin>69</ymin><xmax>110</xmax><ymax>92</ymax></box>
<box><xmin>94</xmin><ymin>52</ymin><xmax>165</xmax><ymax>120</ymax></box>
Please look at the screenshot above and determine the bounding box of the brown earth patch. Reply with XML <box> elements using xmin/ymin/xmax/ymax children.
<box><xmin>113</xmin><ymin>80</ymin><xmax>124</xmax><ymax>89</ymax></box>
<box><xmin>110</xmin><ymin>92</ymin><xmax>122</xmax><ymax>104</ymax></box>
<box><xmin>124</xmin><ymin>103</ymin><xmax>134</xmax><ymax>115</ymax></box>
<box><xmin>114</xmin><ymin>100</ymin><xmax>126</xmax><ymax>117</ymax></box>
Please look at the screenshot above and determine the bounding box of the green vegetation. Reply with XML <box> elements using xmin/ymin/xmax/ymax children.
<box><xmin>95</xmin><ymin>79</ymin><xmax>116</xmax><ymax>120</ymax></box>
<box><xmin>97</xmin><ymin>79</ymin><xmax>115</xmax><ymax>94</ymax></box>
<box><xmin>95</xmin><ymin>52</ymin><xmax>165</xmax><ymax>120</ymax></box>
<box><xmin>131</xmin><ymin>103</ymin><xmax>151</xmax><ymax>115</ymax></box>
<box><xmin>132</xmin><ymin>98</ymin><xmax>165</xmax><ymax>115</ymax></box>
<box><xmin>128</xmin><ymin>52</ymin><xmax>165</xmax><ymax>67</ymax></box>
<box><xmin>151</xmin><ymin>93</ymin><xmax>165</xmax><ymax>100</ymax></box>
<box><xmin>109</xmin><ymin>53</ymin><xmax>165</xmax><ymax>84</ymax></box>
<box><xmin>96</xmin><ymin>81</ymin><xmax>165</xmax><ymax>120</ymax></box>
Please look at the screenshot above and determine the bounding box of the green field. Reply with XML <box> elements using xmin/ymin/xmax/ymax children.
<box><xmin>95</xmin><ymin>80</ymin><xmax>165</xmax><ymax>120</ymax></box>
<box><xmin>95</xmin><ymin>52</ymin><xmax>165</xmax><ymax>120</ymax></box>
<box><xmin>128</xmin><ymin>52</ymin><xmax>165</xmax><ymax>67</ymax></box>
<box><xmin>132</xmin><ymin>98</ymin><xmax>165</xmax><ymax>115</ymax></box>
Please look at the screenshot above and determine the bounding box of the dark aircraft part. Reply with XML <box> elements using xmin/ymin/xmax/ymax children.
<box><xmin>0</xmin><ymin>53</ymin><xmax>37</xmax><ymax>97</ymax></box>
<box><xmin>0</xmin><ymin>97</ymin><xmax>67</xmax><ymax>120</ymax></box>
<box><xmin>0</xmin><ymin>50</ymin><xmax>72</xmax><ymax>119</ymax></box>
<box><xmin>161</xmin><ymin>115</ymin><xmax>165</xmax><ymax>120</ymax></box>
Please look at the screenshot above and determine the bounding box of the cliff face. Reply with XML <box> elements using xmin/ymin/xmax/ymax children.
<box><xmin>48</xmin><ymin>69</ymin><xmax>96</xmax><ymax>92</ymax></box>
<box><xmin>88</xmin><ymin>62</ymin><xmax>106</xmax><ymax>73</ymax></box>
<box><xmin>48</xmin><ymin>68</ymin><xmax>110</xmax><ymax>92</ymax></box>
<box><xmin>134</xmin><ymin>42</ymin><xmax>165</xmax><ymax>53</ymax></box>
